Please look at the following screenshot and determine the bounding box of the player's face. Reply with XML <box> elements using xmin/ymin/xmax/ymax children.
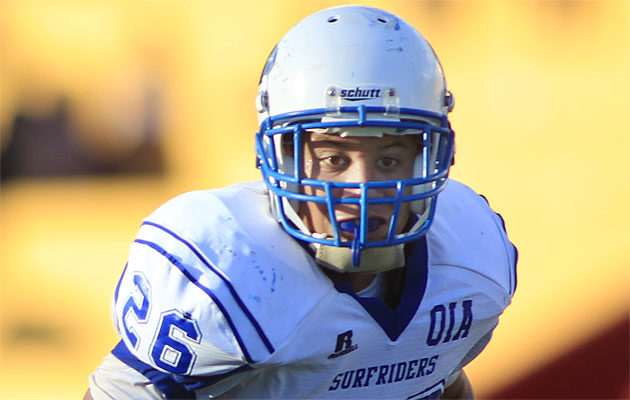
<box><xmin>299</xmin><ymin>132</ymin><xmax>420</xmax><ymax>241</ymax></box>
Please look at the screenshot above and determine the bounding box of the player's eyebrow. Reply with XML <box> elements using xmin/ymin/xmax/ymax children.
<box><xmin>308</xmin><ymin>139</ymin><xmax>353</xmax><ymax>149</ymax></box>
<box><xmin>381</xmin><ymin>140</ymin><xmax>414</xmax><ymax>150</ymax></box>
<box><xmin>308</xmin><ymin>136</ymin><xmax>412</xmax><ymax>151</ymax></box>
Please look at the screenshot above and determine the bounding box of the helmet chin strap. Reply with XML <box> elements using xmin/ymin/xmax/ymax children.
<box><xmin>312</xmin><ymin>242</ymin><xmax>405</xmax><ymax>274</ymax></box>
<box><xmin>338</xmin><ymin>218</ymin><xmax>382</xmax><ymax>267</ymax></box>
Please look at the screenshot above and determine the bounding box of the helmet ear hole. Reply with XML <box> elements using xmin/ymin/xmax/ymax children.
<box><xmin>444</xmin><ymin>90</ymin><xmax>455</xmax><ymax>113</ymax></box>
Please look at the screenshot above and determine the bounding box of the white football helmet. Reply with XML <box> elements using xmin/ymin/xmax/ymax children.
<box><xmin>255</xmin><ymin>5</ymin><xmax>455</xmax><ymax>273</ymax></box>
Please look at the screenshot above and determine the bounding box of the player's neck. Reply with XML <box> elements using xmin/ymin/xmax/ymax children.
<box><xmin>323</xmin><ymin>269</ymin><xmax>377</xmax><ymax>292</ymax></box>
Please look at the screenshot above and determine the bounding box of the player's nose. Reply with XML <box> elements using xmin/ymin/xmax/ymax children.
<box><xmin>335</xmin><ymin>159</ymin><xmax>373</xmax><ymax>199</ymax></box>
<box><xmin>341</xmin><ymin>159</ymin><xmax>397</xmax><ymax>199</ymax></box>
<box><xmin>346</xmin><ymin>158</ymin><xmax>380</xmax><ymax>183</ymax></box>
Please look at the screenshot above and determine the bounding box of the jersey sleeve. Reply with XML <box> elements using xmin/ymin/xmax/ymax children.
<box><xmin>89</xmin><ymin>354</ymin><xmax>164</xmax><ymax>400</ymax></box>
<box><xmin>98</xmin><ymin>184</ymin><xmax>333</xmax><ymax>398</ymax></box>
<box><xmin>107</xmin><ymin>220</ymin><xmax>259</xmax><ymax>398</ymax></box>
<box><xmin>428</xmin><ymin>180</ymin><xmax>518</xmax><ymax>308</ymax></box>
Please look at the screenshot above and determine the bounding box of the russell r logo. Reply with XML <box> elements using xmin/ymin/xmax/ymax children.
<box><xmin>328</xmin><ymin>330</ymin><xmax>358</xmax><ymax>359</ymax></box>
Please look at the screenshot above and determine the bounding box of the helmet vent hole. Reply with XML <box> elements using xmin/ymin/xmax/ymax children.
<box><xmin>327</xmin><ymin>15</ymin><xmax>339</xmax><ymax>23</ymax></box>
<box><xmin>377</xmin><ymin>17</ymin><xmax>388</xmax><ymax>23</ymax></box>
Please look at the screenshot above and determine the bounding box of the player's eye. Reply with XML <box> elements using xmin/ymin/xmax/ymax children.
<box><xmin>324</xmin><ymin>155</ymin><xmax>348</xmax><ymax>167</ymax></box>
<box><xmin>377</xmin><ymin>156</ymin><xmax>399</xmax><ymax>169</ymax></box>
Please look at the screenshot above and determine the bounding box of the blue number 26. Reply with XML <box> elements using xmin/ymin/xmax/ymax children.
<box><xmin>121</xmin><ymin>272</ymin><xmax>201</xmax><ymax>375</ymax></box>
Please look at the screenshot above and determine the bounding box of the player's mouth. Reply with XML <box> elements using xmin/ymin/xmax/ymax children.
<box><xmin>338</xmin><ymin>217</ymin><xmax>387</xmax><ymax>240</ymax></box>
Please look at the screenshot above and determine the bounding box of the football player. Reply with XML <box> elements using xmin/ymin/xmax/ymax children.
<box><xmin>85</xmin><ymin>5</ymin><xmax>517</xmax><ymax>399</ymax></box>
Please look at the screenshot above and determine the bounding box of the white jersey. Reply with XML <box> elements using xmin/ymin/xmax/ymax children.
<box><xmin>88</xmin><ymin>180</ymin><xmax>517</xmax><ymax>399</ymax></box>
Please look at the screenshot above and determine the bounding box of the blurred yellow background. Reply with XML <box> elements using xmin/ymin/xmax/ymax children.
<box><xmin>1</xmin><ymin>1</ymin><xmax>628</xmax><ymax>399</ymax></box>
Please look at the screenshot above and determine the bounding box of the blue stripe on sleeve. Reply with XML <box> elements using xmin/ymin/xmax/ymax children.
<box><xmin>140</xmin><ymin>221</ymin><xmax>275</xmax><ymax>355</ymax></box>
<box><xmin>511</xmin><ymin>245</ymin><xmax>519</xmax><ymax>295</ymax></box>
<box><xmin>112</xmin><ymin>340</ymin><xmax>252</xmax><ymax>398</ymax></box>
<box><xmin>112</xmin><ymin>340</ymin><xmax>195</xmax><ymax>399</ymax></box>
<box><xmin>113</xmin><ymin>262</ymin><xmax>128</xmax><ymax>305</ymax></box>
<box><xmin>490</xmin><ymin>209</ymin><xmax>519</xmax><ymax>296</ymax></box>
<box><xmin>478</xmin><ymin>194</ymin><xmax>518</xmax><ymax>296</ymax></box>
<box><xmin>134</xmin><ymin>238</ymin><xmax>255</xmax><ymax>363</ymax></box>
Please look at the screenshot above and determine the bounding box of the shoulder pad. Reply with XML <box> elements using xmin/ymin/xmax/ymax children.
<box><xmin>113</xmin><ymin>182</ymin><xmax>333</xmax><ymax>374</ymax></box>
<box><xmin>427</xmin><ymin>180</ymin><xmax>518</xmax><ymax>303</ymax></box>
